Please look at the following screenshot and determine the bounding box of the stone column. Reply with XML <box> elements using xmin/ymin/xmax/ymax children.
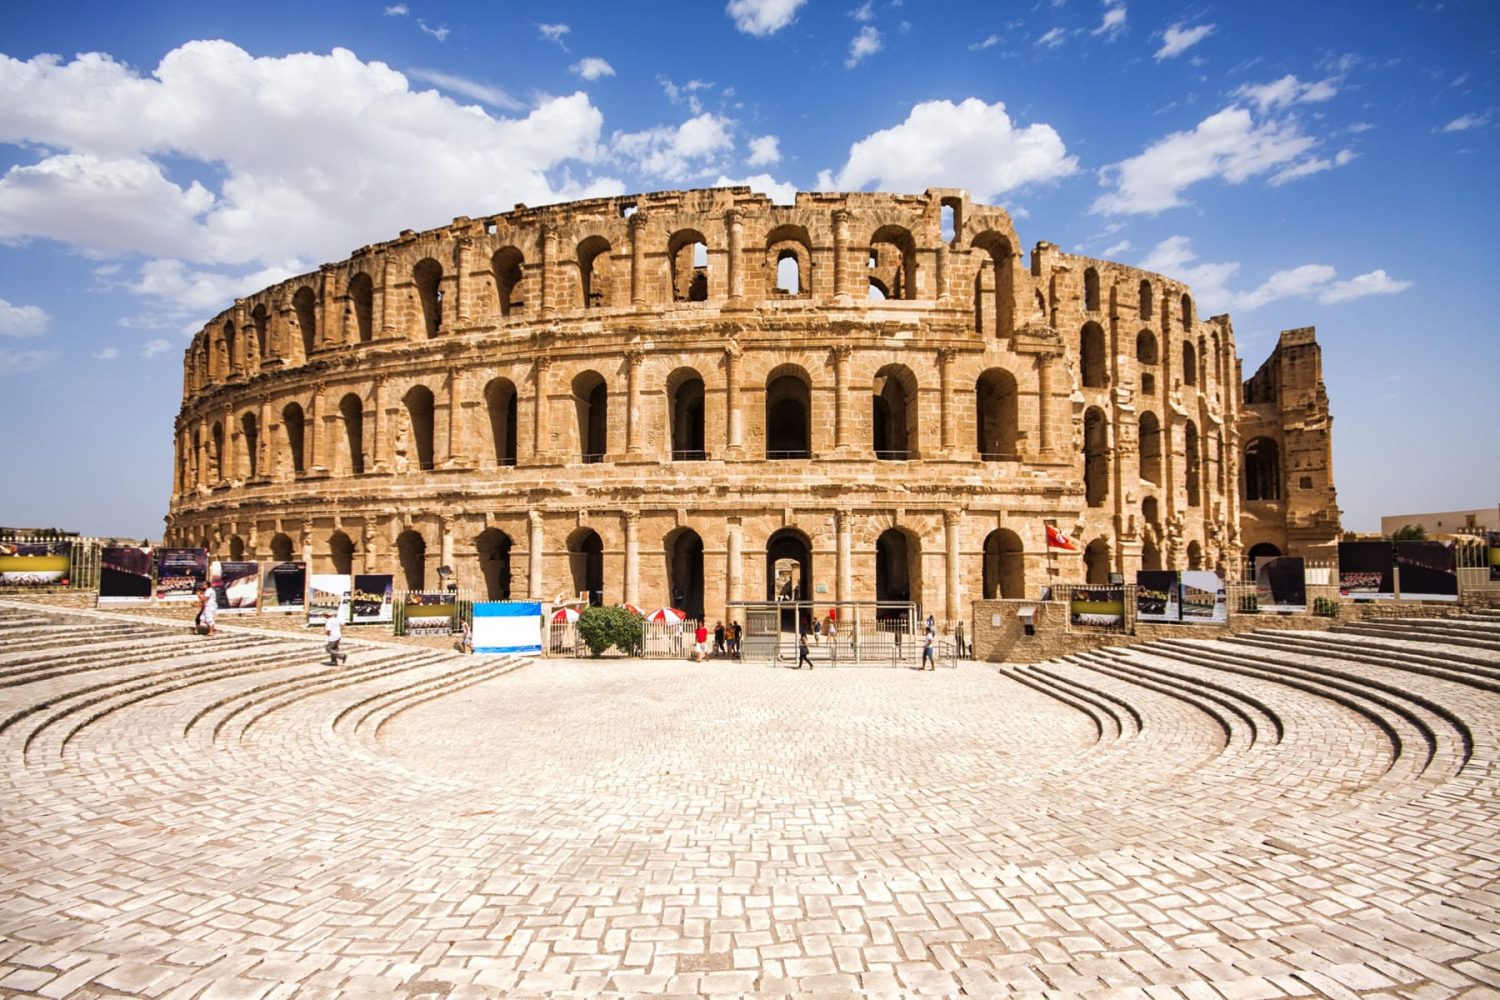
<box><xmin>380</xmin><ymin>258</ymin><xmax>396</xmax><ymax>338</ymax></box>
<box><xmin>224</xmin><ymin>406</ymin><xmax>238</xmax><ymax>482</ymax></box>
<box><xmin>455</xmin><ymin>237</ymin><xmax>473</xmax><ymax>327</ymax></box>
<box><xmin>540</xmin><ymin>225</ymin><xmax>556</xmax><ymax>316</ymax></box>
<box><xmin>726</xmin><ymin>519</ymin><xmax>743</xmax><ymax>609</ymax></box>
<box><xmin>837</xmin><ymin>508</ymin><xmax>853</xmax><ymax>608</ymax></box>
<box><xmin>1037</xmin><ymin>353</ymin><xmax>1056</xmax><ymax>456</ymax></box>
<box><xmin>623</xmin><ymin>510</ymin><xmax>640</xmax><ymax>606</ymax></box>
<box><xmin>625</xmin><ymin>349</ymin><xmax>644</xmax><ymax>458</ymax></box>
<box><xmin>446</xmin><ymin>368</ymin><xmax>464</xmax><ymax>467</ymax></box>
<box><xmin>320</xmin><ymin>267</ymin><xmax>336</xmax><ymax>349</ymax></box>
<box><xmin>629</xmin><ymin>211</ymin><xmax>648</xmax><ymax>306</ymax></box>
<box><xmin>936</xmin><ymin>242</ymin><xmax>951</xmax><ymax>302</ymax></box>
<box><xmin>834</xmin><ymin>345</ymin><xmax>853</xmax><ymax>452</ymax></box>
<box><xmin>527</xmin><ymin>510</ymin><xmax>544</xmax><ymax>599</ymax></box>
<box><xmin>532</xmin><ymin>358</ymin><xmax>551</xmax><ymax>460</ymax></box>
<box><xmin>370</xmin><ymin>377</ymin><xmax>386</xmax><ymax>473</ymax></box>
<box><xmin>938</xmin><ymin>347</ymin><xmax>957</xmax><ymax>455</ymax></box>
<box><xmin>363</xmin><ymin>518</ymin><xmax>379</xmax><ymax>573</ymax></box>
<box><xmin>301</xmin><ymin>519</ymin><xmax>315</xmax><ymax>573</ymax></box>
<box><xmin>726</xmin><ymin>208</ymin><xmax>744</xmax><ymax>304</ymax></box>
<box><xmin>724</xmin><ymin>340</ymin><xmax>743</xmax><ymax>456</ymax></box>
<box><xmin>440</xmin><ymin>518</ymin><xmax>454</xmax><ymax>574</ymax></box>
<box><xmin>258</xmin><ymin>397</ymin><xmax>272</xmax><ymax>479</ymax></box>
<box><xmin>944</xmin><ymin>509</ymin><xmax>962</xmax><ymax>623</ymax></box>
<box><xmin>832</xmin><ymin>209</ymin><xmax>851</xmax><ymax>304</ymax></box>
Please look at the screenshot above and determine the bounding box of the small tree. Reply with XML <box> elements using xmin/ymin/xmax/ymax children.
<box><xmin>575</xmin><ymin>605</ymin><xmax>643</xmax><ymax>657</ymax></box>
<box><xmin>1390</xmin><ymin>523</ymin><xmax>1427</xmax><ymax>541</ymax></box>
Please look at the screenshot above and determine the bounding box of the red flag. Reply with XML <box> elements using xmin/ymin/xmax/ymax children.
<box><xmin>1046</xmin><ymin>523</ymin><xmax>1081</xmax><ymax>552</ymax></box>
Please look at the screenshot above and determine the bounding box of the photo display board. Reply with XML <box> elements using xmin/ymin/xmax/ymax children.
<box><xmin>1255</xmin><ymin>556</ymin><xmax>1307</xmax><ymax>613</ymax></box>
<box><xmin>1135</xmin><ymin>571</ymin><xmax>1180</xmax><ymax>623</ymax></box>
<box><xmin>1069</xmin><ymin>587</ymin><xmax>1125</xmax><ymax>627</ymax></box>
<box><xmin>404</xmin><ymin>592</ymin><xmax>457</xmax><ymax>636</ymax></box>
<box><xmin>1338</xmin><ymin>541</ymin><xmax>1396</xmax><ymax>600</ymax></box>
<box><xmin>1179</xmin><ymin>571</ymin><xmax>1228</xmax><ymax>623</ymax></box>
<box><xmin>98</xmin><ymin>546</ymin><xmax>154</xmax><ymax>602</ymax></box>
<box><xmin>214</xmin><ymin>561</ymin><xmax>260</xmax><ymax>613</ymax></box>
<box><xmin>350</xmin><ymin>574</ymin><xmax>395</xmax><ymax>625</ymax></box>
<box><xmin>472</xmin><ymin>601</ymin><xmax>543</xmax><ymax>653</ymax></box>
<box><xmin>0</xmin><ymin>541</ymin><xmax>71</xmax><ymax>586</ymax></box>
<box><xmin>262</xmin><ymin>562</ymin><xmax>306</xmax><ymax>612</ymax></box>
<box><xmin>1490</xmin><ymin>532</ymin><xmax>1500</xmax><ymax>583</ymax></box>
<box><xmin>307</xmin><ymin>574</ymin><xmax>351</xmax><ymax>625</ymax></box>
<box><xmin>155</xmin><ymin>548</ymin><xmax>208</xmax><ymax>601</ymax></box>
<box><xmin>1395</xmin><ymin>540</ymin><xmax>1458</xmax><ymax>601</ymax></box>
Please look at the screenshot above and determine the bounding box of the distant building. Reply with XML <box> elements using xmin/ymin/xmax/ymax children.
<box><xmin>1381</xmin><ymin>507</ymin><xmax>1499</xmax><ymax>539</ymax></box>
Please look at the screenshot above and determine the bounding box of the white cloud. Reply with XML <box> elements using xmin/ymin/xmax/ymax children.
<box><xmin>122</xmin><ymin>259</ymin><xmax>306</xmax><ymax>315</ymax></box>
<box><xmin>0</xmin><ymin>347</ymin><xmax>58</xmax><ymax>374</ymax></box>
<box><xmin>846</xmin><ymin>26</ymin><xmax>883</xmax><ymax>67</ymax></box>
<box><xmin>713</xmin><ymin>173</ymin><xmax>798</xmax><ymax>205</ymax></box>
<box><xmin>417</xmin><ymin>20</ymin><xmax>449</xmax><ymax>41</ymax></box>
<box><xmin>970</xmin><ymin>34</ymin><xmax>1002</xmax><ymax>51</ymax></box>
<box><xmin>406</xmin><ymin>68</ymin><xmax>522</xmax><ymax>109</ymax></box>
<box><xmin>383</xmin><ymin>4</ymin><xmax>408</xmax><ymax>15</ymax></box>
<box><xmin>851</xmin><ymin>1</ymin><xmax>875</xmax><ymax>22</ymax></box>
<box><xmin>571</xmin><ymin>57</ymin><xmax>615</xmax><ymax>81</ymax></box>
<box><xmin>141</xmin><ymin>338</ymin><xmax>173</xmax><ymax>358</ymax></box>
<box><xmin>747</xmin><ymin>134</ymin><xmax>781</xmax><ymax>166</ymax></box>
<box><xmin>1318</xmin><ymin>269</ymin><xmax>1412</xmax><ymax>304</ymax></box>
<box><xmin>0</xmin><ymin>297</ymin><xmax>49</xmax><ymax>337</ymax></box>
<box><xmin>1092</xmin><ymin>1</ymin><xmax>1127</xmax><ymax>39</ymax></box>
<box><xmin>1155</xmin><ymin>22</ymin><xmax>1214</xmax><ymax>61</ymax></box>
<box><xmin>1092</xmin><ymin>106</ymin><xmax>1317</xmax><ymax>214</ymax></box>
<box><xmin>828</xmin><ymin>98</ymin><xmax>1077</xmax><ymax>200</ymax></box>
<box><xmin>1233</xmin><ymin>74</ymin><xmax>1340</xmax><ymax>111</ymax></box>
<box><xmin>1234</xmin><ymin>263</ymin><xmax>1337</xmax><ymax>310</ymax></box>
<box><xmin>92</xmin><ymin>346</ymin><xmax>120</xmax><ymax>360</ymax></box>
<box><xmin>1138</xmin><ymin>236</ymin><xmax>1239</xmax><ymax>308</ymax></box>
<box><xmin>1102</xmin><ymin>239</ymin><xmax>1131</xmax><ymax>256</ymax></box>
<box><xmin>1267</xmin><ymin>148</ymin><xmax>1356</xmax><ymax>186</ymax></box>
<box><xmin>1441</xmin><ymin>112</ymin><xmax>1490</xmax><ymax>133</ymax></box>
<box><xmin>725</xmin><ymin>0</ymin><xmax>806</xmax><ymax>36</ymax></box>
<box><xmin>1036</xmin><ymin>27</ymin><xmax>1066</xmax><ymax>49</ymax></box>
<box><xmin>537</xmin><ymin>22</ymin><xmax>570</xmax><ymax>44</ymax></box>
<box><xmin>612</xmin><ymin>113</ymin><xmax>735</xmax><ymax>182</ymax></box>
<box><xmin>659</xmin><ymin>77</ymin><xmax>714</xmax><ymax>114</ymax></box>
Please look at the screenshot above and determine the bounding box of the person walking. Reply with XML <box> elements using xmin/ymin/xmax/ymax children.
<box><xmin>812</xmin><ymin>616</ymin><xmax>822</xmax><ymax>646</ymax></box>
<box><xmin>825</xmin><ymin>615</ymin><xmax>837</xmax><ymax>656</ymax></box>
<box><xmin>198</xmin><ymin>583</ymin><xmax>217</xmax><ymax>637</ymax></box>
<box><xmin>921</xmin><ymin>630</ymin><xmax>936</xmax><ymax>670</ymax></box>
<box><xmin>713</xmin><ymin>621</ymin><xmax>726</xmax><ymax>657</ymax></box>
<box><xmin>324</xmin><ymin>613</ymin><xmax>348</xmax><ymax>665</ymax></box>
<box><xmin>954</xmin><ymin>619</ymin><xmax>967</xmax><ymax>659</ymax></box>
<box><xmin>796</xmin><ymin>632</ymin><xmax>814</xmax><ymax>669</ymax></box>
<box><xmin>730</xmin><ymin>620</ymin><xmax>742</xmax><ymax>657</ymax></box>
<box><xmin>694</xmin><ymin>623</ymin><xmax>709</xmax><ymax>662</ymax></box>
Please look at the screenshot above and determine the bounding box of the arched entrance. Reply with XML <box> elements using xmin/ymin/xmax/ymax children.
<box><xmin>766</xmin><ymin>528</ymin><xmax>812</xmax><ymax>629</ymax></box>
<box><xmin>982</xmin><ymin>529</ymin><xmax>1025</xmax><ymax>599</ymax></box>
<box><xmin>476</xmin><ymin>528</ymin><xmax>512</xmax><ymax>600</ymax></box>
<box><xmin>329</xmin><ymin>531</ymin><xmax>355</xmax><ymax>575</ymax></box>
<box><xmin>397</xmin><ymin>530</ymin><xmax>426</xmax><ymax>590</ymax></box>
<box><xmin>875</xmin><ymin>529</ymin><xmax>920</xmax><ymax>606</ymax></box>
<box><xmin>569</xmin><ymin>529</ymin><xmax>604</xmax><ymax>606</ymax></box>
<box><xmin>1084</xmin><ymin>538</ymin><xmax>1111</xmax><ymax>585</ymax></box>
<box><xmin>666</xmin><ymin>529</ymin><xmax>704</xmax><ymax>618</ymax></box>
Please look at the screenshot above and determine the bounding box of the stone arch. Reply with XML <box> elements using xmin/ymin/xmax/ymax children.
<box><xmin>1244</xmin><ymin>436</ymin><xmax>1281</xmax><ymax>501</ymax></box>
<box><xmin>1084</xmin><ymin>537</ymin><xmax>1111</xmax><ymax>585</ymax></box>
<box><xmin>476</xmin><ymin>527</ymin><xmax>513</xmax><ymax>600</ymax></box>
<box><xmin>765</xmin><ymin>365</ymin><xmax>811</xmax><ymax>459</ymax></box>
<box><xmin>403</xmin><ymin>384</ymin><xmax>436</xmax><ymax>471</ymax></box>
<box><xmin>240</xmin><ymin>411</ymin><xmax>259</xmax><ymax>479</ymax></box>
<box><xmin>1187</xmin><ymin>539</ymin><xmax>1203</xmax><ymax>571</ymax></box>
<box><xmin>976</xmin><ymin>367</ymin><xmax>1020</xmax><ymax>461</ymax></box>
<box><xmin>1139</xmin><ymin>280</ymin><xmax>1154</xmax><ymax>323</ymax></box>
<box><xmin>765</xmin><ymin>223</ymin><xmax>811</xmax><ymax>297</ymax></box>
<box><xmin>397</xmin><ymin>528</ymin><xmax>426</xmax><ymax>591</ymax></box>
<box><xmin>292</xmin><ymin>286</ymin><xmax>317</xmax><ymax>359</ymax></box>
<box><xmin>668</xmin><ymin>228</ymin><xmax>709</xmax><ymax>302</ymax></box>
<box><xmin>339</xmin><ymin>392</ymin><xmax>365</xmax><ymax>475</ymax></box>
<box><xmin>970</xmin><ymin>230</ymin><xmax>1015</xmax><ymax>338</ymax></box>
<box><xmin>484</xmin><ymin>377</ymin><xmax>519</xmax><ymax>466</ymax></box>
<box><xmin>329</xmin><ymin>530</ymin><xmax>355</xmax><ymax>575</ymax></box>
<box><xmin>281</xmin><ymin>402</ymin><xmax>306</xmax><ymax>474</ymax></box>
<box><xmin>251</xmin><ymin>304</ymin><xmax>270</xmax><ymax>364</ymax></box>
<box><xmin>1184</xmin><ymin>419</ymin><xmax>1202</xmax><ymax>507</ymax></box>
<box><xmin>572</xmin><ymin>370</ymin><xmax>608</xmax><ymax>463</ymax></box>
<box><xmin>210</xmin><ymin>422</ymin><xmax>224</xmax><ymax>483</ymax></box>
<box><xmin>872</xmin><ymin>363</ymin><xmax>919</xmax><ymax>460</ymax></box>
<box><xmin>869</xmin><ymin>224</ymin><xmax>918</xmax><ymax>300</ymax></box>
<box><xmin>348</xmin><ymin>272</ymin><xmax>375</xmax><ymax>344</ymax></box>
<box><xmin>665</xmin><ymin>526</ymin><xmax>705</xmax><ymax>618</ymax></box>
<box><xmin>765</xmin><ymin>527</ymin><xmax>812</xmax><ymax>605</ymax></box>
<box><xmin>1083</xmin><ymin>267</ymin><xmax>1101</xmax><ymax>312</ymax></box>
<box><xmin>1137</xmin><ymin>329</ymin><xmax>1159</xmax><ymax>395</ymax></box>
<box><xmin>667</xmin><ymin>366</ymin><xmax>705</xmax><ymax>461</ymax></box>
<box><xmin>1081</xmin><ymin>321</ymin><xmax>1108</xmax><ymax>389</ymax></box>
<box><xmin>492</xmin><ymin>246</ymin><xmax>526</xmax><ymax>316</ymax></box>
<box><xmin>269</xmin><ymin>533</ymin><xmax>294</xmax><ymax>563</ymax></box>
<box><xmin>1084</xmin><ymin>406</ymin><xmax>1109</xmax><ymax>507</ymax></box>
<box><xmin>1181</xmin><ymin>292</ymin><xmax>1193</xmax><ymax>331</ymax></box>
<box><xmin>567</xmin><ymin>527</ymin><xmax>604</xmax><ymax>605</ymax></box>
<box><xmin>413</xmin><ymin>258</ymin><xmax>443</xmax><ymax>338</ymax></box>
<box><xmin>222</xmin><ymin>321</ymin><xmax>238</xmax><ymax>377</ymax></box>
<box><xmin>578</xmin><ymin>235</ymin><xmax>613</xmax><ymax>309</ymax></box>
<box><xmin>1139</xmin><ymin>410</ymin><xmax>1162</xmax><ymax>484</ymax></box>
<box><xmin>1247</xmin><ymin>542</ymin><xmax>1281</xmax><ymax>566</ymax></box>
<box><xmin>982</xmin><ymin>528</ymin><xmax>1025</xmax><ymax>599</ymax></box>
<box><xmin>228</xmin><ymin>535</ymin><xmax>246</xmax><ymax>561</ymax></box>
<box><xmin>1182</xmin><ymin>339</ymin><xmax>1197</xmax><ymax>387</ymax></box>
<box><xmin>875</xmin><ymin>527</ymin><xmax>922</xmax><ymax>607</ymax></box>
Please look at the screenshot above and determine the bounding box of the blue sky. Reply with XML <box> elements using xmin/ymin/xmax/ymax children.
<box><xmin>1</xmin><ymin>0</ymin><xmax>1496</xmax><ymax>538</ymax></box>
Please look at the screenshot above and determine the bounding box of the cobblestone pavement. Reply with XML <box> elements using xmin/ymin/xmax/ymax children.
<box><xmin>2</xmin><ymin>602</ymin><xmax>1498</xmax><ymax>998</ymax></box>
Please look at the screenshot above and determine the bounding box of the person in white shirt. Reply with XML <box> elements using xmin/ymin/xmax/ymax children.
<box><xmin>324</xmin><ymin>614</ymin><xmax>347</xmax><ymax>665</ymax></box>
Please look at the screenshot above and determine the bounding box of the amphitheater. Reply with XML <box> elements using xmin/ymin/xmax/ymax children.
<box><xmin>165</xmin><ymin>187</ymin><xmax>1339</xmax><ymax>623</ymax></box>
<box><xmin>1</xmin><ymin>601</ymin><xmax>1497</xmax><ymax>997</ymax></box>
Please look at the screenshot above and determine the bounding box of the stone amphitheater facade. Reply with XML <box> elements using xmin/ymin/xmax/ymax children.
<box><xmin>165</xmin><ymin>187</ymin><xmax>1340</xmax><ymax>622</ymax></box>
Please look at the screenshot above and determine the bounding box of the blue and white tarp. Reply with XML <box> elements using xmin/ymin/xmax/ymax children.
<box><xmin>472</xmin><ymin>601</ymin><xmax>543</xmax><ymax>654</ymax></box>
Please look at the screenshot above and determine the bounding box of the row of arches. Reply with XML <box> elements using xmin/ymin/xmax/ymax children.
<box><xmin>1078</xmin><ymin>322</ymin><xmax>1226</xmax><ymax>394</ymax></box>
<box><xmin>1081</xmin><ymin>269</ymin><xmax>1195</xmax><ymax>334</ymax></box>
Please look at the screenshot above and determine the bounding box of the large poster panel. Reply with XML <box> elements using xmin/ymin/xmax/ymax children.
<box><xmin>262</xmin><ymin>562</ymin><xmax>306</xmax><ymax>612</ymax></box>
<box><xmin>155</xmin><ymin>548</ymin><xmax>208</xmax><ymax>601</ymax></box>
<box><xmin>1488</xmin><ymin>531</ymin><xmax>1500</xmax><ymax>583</ymax></box>
<box><xmin>1255</xmin><ymin>556</ymin><xmax>1307</xmax><ymax>613</ymax></box>
<box><xmin>1135</xmin><ymin>570</ymin><xmax>1180</xmax><ymax>623</ymax></box>
<box><xmin>307</xmin><ymin>574</ymin><xmax>352</xmax><ymax>625</ymax></box>
<box><xmin>0</xmin><ymin>541</ymin><xmax>71</xmax><ymax>586</ymax></box>
<box><xmin>472</xmin><ymin>601</ymin><xmax>543</xmax><ymax>654</ymax></box>
<box><xmin>214</xmin><ymin>561</ymin><xmax>260</xmax><ymax>613</ymax></box>
<box><xmin>404</xmin><ymin>592</ymin><xmax>457</xmax><ymax>636</ymax></box>
<box><xmin>1179</xmin><ymin>570</ymin><xmax>1228</xmax><ymax>623</ymax></box>
<box><xmin>99</xmin><ymin>546</ymin><xmax>154</xmax><ymax>602</ymax></box>
<box><xmin>350</xmin><ymin>574</ymin><xmax>395</xmax><ymax>625</ymax></box>
<box><xmin>1338</xmin><ymin>541</ymin><xmax>1396</xmax><ymax>600</ymax></box>
<box><xmin>1396</xmin><ymin>540</ymin><xmax>1459</xmax><ymax>601</ymax></box>
<box><xmin>1070</xmin><ymin>587</ymin><xmax>1125</xmax><ymax>628</ymax></box>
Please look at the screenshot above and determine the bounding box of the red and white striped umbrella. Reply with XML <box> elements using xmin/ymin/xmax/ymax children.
<box><xmin>645</xmin><ymin>607</ymin><xmax>686</xmax><ymax>624</ymax></box>
<box><xmin>618</xmin><ymin>602</ymin><xmax>644</xmax><ymax>616</ymax></box>
<box><xmin>552</xmin><ymin>607</ymin><xmax>581</xmax><ymax>623</ymax></box>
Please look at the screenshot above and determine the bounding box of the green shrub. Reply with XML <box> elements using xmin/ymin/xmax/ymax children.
<box><xmin>575</xmin><ymin>605</ymin><xmax>643</xmax><ymax>657</ymax></box>
<box><xmin>1313</xmin><ymin>596</ymin><xmax>1339</xmax><ymax>617</ymax></box>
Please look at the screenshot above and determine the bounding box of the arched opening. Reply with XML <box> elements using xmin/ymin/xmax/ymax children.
<box><xmin>971</xmin><ymin>231</ymin><xmax>1015</xmax><ymax>338</ymax></box>
<box><xmin>208</xmin><ymin>422</ymin><xmax>224</xmax><ymax>483</ymax></box>
<box><xmin>568</xmin><ymin>529</ymin><xmax>604</xmax><ymax>606</ymax></box>
<box><xmin>872</xmin><ymin>365</ymin><xmax>918</xmax><ymax>460</ymax></box>
<box><xmin>1182</xmin><ymin>340</ymin><xmax>1197</xmax><ymax>386</ymax></box>
<box><xmin>1139</xmin><ymin>280</ymin><xmax>1154</xmax><ymax>323</ymax></box>
<box><xmin>669</xmin><ymin>371</ymin><xmax>705</xmax><ymax>461</ymax></box>
<box><xmin>397</xmin><ymin>529</ymin><xmax>426</xmax><ymax>591</ymax></box>
<box><xmin>1244</xmin><ymin>437</ymin><xmax>1281</xmax><ymax>501</ymax></box>
<box><xmin>976</xmin><ymin>368</ymin><xmax>1019</xmax><ymax>461</ymax></box>
<box><xmin>329</xmin><ymin>531</ymin><xmax>355</xmax><ymax>575</ymax></box>
<box><xmin>1138</xmin><ymin>411</ymin><xmax>1162</xmax><ymax>484</ymax></box>
<box><xmin>870</xmin><ymin>225</ymin><xmax>918</xmax><ymax>299</ymax></box>
<box><xmin>1084</xmin><ymin>538</ymin><xmax>1111</xmax><ymax>585</ymax></box>
<box><xmin>766</xmin><ymin>225</ymin><xmax>811</xmax><ymax>298</ymax></box>
<box><xmin>348</xmin><ymin>272</ymin><xmax>374</xmax><ymax>344</ymax></box>
<box><xmin>413</xmin><ymin>258</ymin><xmax>443</xmax><ymax>338</ymax></box>
<box><xmin>1197</xmin><ymin>335</ymin><xmax>1208</xmax><ymax>388</ymax></box>
<box><xmin>1187</xmin><ymin>540</ymin><xmax>1203</xmax><ymax>571</ymax></box>
<box><xmin>578</xmin><ymin>236</ymin><xmax>612</xmax><ymax>309</ymax></box>
<box><xmin>766</xmin><ymin>528</ymin><xmax>812</xmax><ymax>627</ymax></box>
<box><xmin>868</xmin><ymin>277</ymin><xmax>889</xmax><ymax>300</ymax></box>
<box><xmin>766</xmin><ymin>371</ymin><xmax>810</xmax><ymax>459</ymax></box>
<box><xmin>1137</xmin><ymin>329</ymin><xmax>1159</xmax><ymax>395</ymax></box>
<box><xmin>572</xmin><ymin>370</ymin><xmax>608</xmax><ymax>463</ymax></box>
<box><xmin>293</xmin><ymin>286</ymin><xmax>317</xmax><ymax>358</ymax></box>
<box><xmin>484</xmin><ymin>378</ymin><xmax>518</xmax><ymax>466</ymax></box>
<box><xmin>270</xmin><ymin>533</ymin><xmax>294</xmax><ymax>563</ymax></box>
<box><xmin>669</xmin><ymin>230</ymin><xmax>709</xmax><ymax>302</ymax></box>
<box><xmin>1247</xmin><ymin>541</ymin><xmax>1281</xmax><ymax>569</ymax></box>
<box><xmin>1081</xmin><ymin>322</ymin><xmax>1108</xmax><ymax>389</ymax></box>
<box><xmin>228</xmin><ymin>535</ymin><xmax>245</xmax><ymax>561</ymax></box>
<box><xmin>403</xmin><ymin>385</ymin><xmax>436</xmax><ymax>471</ymax></box>
<box><xmin>1084</xmin><ymin>407</ymin><xmax>1108</xmax><ymax>507</ymax></box>
<box><xmin>1181</xmin><ymin>293</ymin><xmax>1193</xmax><ymax>331</ymax></box>
<box><xmin>282</xmin><ymin>402</ymin><xmax>306</xmax><ymax>474</ymax></box>
<box><xmin>1141</xmin><ymin>539</ymin><xmax>1162</xmax><ymax>571</ymax></box>
<box><xmin>240</xmin><ymin>412</ymin><xmax>259</xmax><ymax>479</ymax></box>
<box><xmin>339</xmin><ymin>393</ymin><xmax>365</xmax><ymax>475</ymax></box>
<box><xmin>982</xmin><ymin>529</ymin><xmax>1025</xmax><ymax>599</ymax></box>
<box><xmin>251</xmin><ymin>304</ymin><xmax>270</xmax><ymax>363</ymax></box>
<box><xmin>775</xmin><ymin>252</ymin><xmax>801</xmax><ymax>294</ymax></box>
<box><xmin>476</xmin><ymin>528</ymin><xmax>513</xmax><ymax>600</ymax></box>
<box><xmin>667</xmin><ymin>528</ymin><xmax>705</xmax><ymax>619</ymax></box>
<box><xmin>1083</xmin><ymin>267</ymin><xmax>1100</xmax><ymax>312</ymax></box>
<box><xmin>1185</xmin><ymin>420</ymin><xmax>1202</xmax><ymax>507</ymax></box>
<box><xmin>1215</xmin><ymin>430</ymin><xmax>1227</xmax><ymax>495</ymax></box>
<box><xmin>875</xmin><ymin>529</ymin><xmax>920</xmax><ymax>607</ymax></box>
<box><xmin>222</xmin><ymin>321</ymin><xmax>237</xmax><ymax>377</ymax></box>
<box><xmin>492</xmin><ymin>246</ymin><xmax>526</xmax><ymax>316</ymax></box>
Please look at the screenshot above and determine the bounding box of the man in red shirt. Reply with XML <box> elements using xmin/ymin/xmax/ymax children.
<box><xmin>694</xmin><ymin>623</ymin><xmax>709</xmax><ymax>661</ymax></box>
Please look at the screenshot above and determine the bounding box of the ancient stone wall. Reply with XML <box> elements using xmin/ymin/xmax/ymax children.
<box><xmin>165</xmin><ymin>187</ymin><xmax>1338</xmax><ymax>627</ymax></box>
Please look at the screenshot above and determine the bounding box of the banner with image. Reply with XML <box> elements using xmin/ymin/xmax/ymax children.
<box><xmin>1070</xmin><ymin>586</ymin><xmax>1125</xmax><ymax>628</ymax></box>
<box><xmin>0</xmin><ymin>541</ymin><xmax>71</xmax><ymax>586</ymax></box>
<box><xmin>155</xmin><ymin>548</ymin><xmax>208</xmax><ymax>602</ymax></box>
<box><xmin>1338</xmin><ymin>541</ymin><xmax>1396</xmax><ymax>599</ymax></box>
<box><xmin>99</xmin><ymin>546</ymin><xmax>154</xmax><ymax>602</ymax></box>
<box><xmin>1179</xmin><ymin>570</ymin><xmax>1228</xmax><ymax>623</ymax></box>
<box><xmin>403</xmin><ymin>592</ymin><xmax>457</xmax><ymax>636</ymax></box>
<box><xmin>350</xmin><ymin>574</ymin><xmax>395</xmax><ymax>625</ymax></box>
<box><xmin>1489</xmin><ymin>531</ymin><xmax>1500</xmax><ymax>583</ymax></box>
<box><xmin>1255</xmin><ymin>556</ymin><xmax>1307</xmax><ymax>613</ymax></box>
<box><xmin>1135</xmin><ymin>570</ymin><xmax>1180</xmax><ymax>623</ymax></box>
<box><xmin>307</xmin><ymin>574</ymin><xmax>351</xmax><ymax>626</ymax></box>
<box><xmin>472</xmin><ymin>601</ymin><xmax>543</xmax><ymax>654</ymax></box>
<box><xmin>1396</xmin><ymin>540</ymin><xmax>1458</xmax><ymax>602</ymax></box>
<box><xmin>214</xmin><ymin>561</ymin><xmax>260</xmax><ymax>613</ymax></box>
<box><xmin>262</xmin><ymin>561</ymin><xmax>306</xmax><ymax>612</ymax></box>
